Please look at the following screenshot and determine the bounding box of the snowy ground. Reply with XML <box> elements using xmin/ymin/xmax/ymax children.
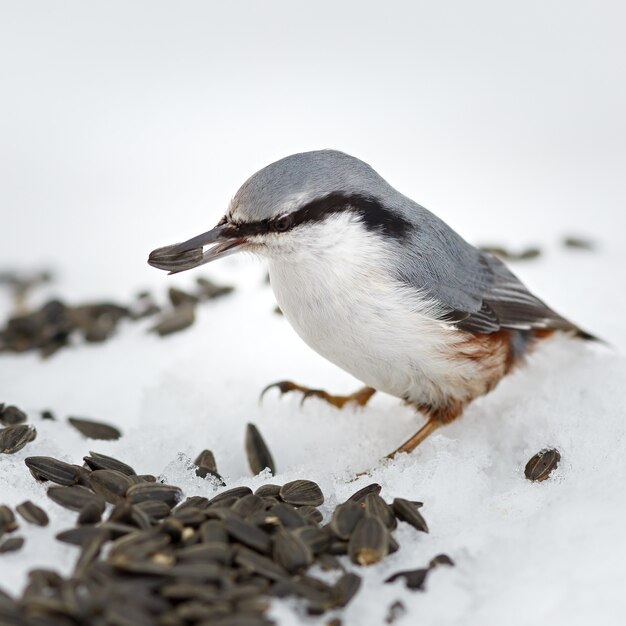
<box><xmin>1</xmin><ymin>1</ymin><xmax>626</xmax><ymax>624</ymax></box>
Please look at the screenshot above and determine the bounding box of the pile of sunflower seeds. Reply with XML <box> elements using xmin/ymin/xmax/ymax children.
<box><xmin>0</xmin><ymin>275</ymin><xmax>234</xmax><ymax>357</ymax></box>
<box><xmin>0</xmin><ymin>443</ymin><xmax>451</xmax><ymax>626</ymax></box>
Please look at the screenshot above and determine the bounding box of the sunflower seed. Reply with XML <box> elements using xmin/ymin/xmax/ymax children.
<box><xmin>89</xmin><ymin>469</ymin><xmax>134</xmax><ymax>503</ymax></box>
<box><xmin>297</xmin><ymin>505</ymin><xmax>323</xmax><ymax>525</ymax></box>
<box><xmin>385</xmin><ymin>600</ymin><xmax>407</xmax><ymax>624</ymax></box>
<box><xmin>348</xmin><ymin>516</ymin><xmax>389</xmax><ymax>566</ymax></box>
<box><xmin>0</xmin><ymin>505</ymin><xmax>18</xmax><ymax>533</ymax></box>
<box><xmin>68</xmin><ymin>417</ymin><xmax>121</xmax><ymax>440</ymax></box>
<box><xmin>330</xmin><ymin>501</ymin><xmax>363</xmax><ymax>540</ymax></box>
<box><xmin>364</xmin><ymin>493</ymin><xmax>396</xmax><ymax>529</ymax></box>
<box><xmin>177</xmin><ymin>495</ymin><xmax>211</xmax><ymax>511</ymax></box>
<box><xmin>55</xmin><ymin>526</ymin><xmax>105</xmax><ymax>547</ymax></box>
<box><xmin>209</xmin><ymin>486</ymin><xmax>253</xmax><ymax>506</ymax></box>
<box><xmin>224</xmin><ymin>516</ymin><xmax>272</xmax><ymax>554</ymax></box>
<box><xmin>292</xmin><ymin>526</ymin><xmax>331</xmax><ymax>555</ymax></box>
<box><xmin>245</xmin><ymin>423</ymin><xmax>276</xmax><ymax>476</ymax></box>
<box><xmin>47</xmin><ymin>485</ymin><xmax>106</xmax><ymax>512</ymax></box>
<box><xmin>254</xmin><ymin>484</ymin><xmax>281</xmax><ymax>498</ymax></box>
<box><xmin>524</xmin><ymin>448</ymin><xmax>561</xmax><ymax>482</ymax></box>
<box><xmin>168</xmin><ymin>286</ymin><xmax>198</xmax><ymax>307</ymax></box>
<box><xmin>0</xmin><ymin>537</ymin><xmax>24</xmax><ymax>554</ymax></box>
<box><xmin>83</xmin><ymin>451</ymin><xmax>136</xmax><ymax>475</ymax></box>
<box><xmin>199</xmin><ymin>519</ymin><xmax>229</xmax><ymax>544</ymax></box>
<box><xmin>332</xmin><ymin>572</ymin><xmax>361</xmax><ymax>608</ymax></box>
<box><xmin>24</xmin><ymin>456</ymin><xmax>81</xmax><ymax>486</ymax></box>
<box><xmin>0</xmin><ymin>405</ymin><xmax>27</xmax><ymax>426</ymax></box>
<box><xmin>41</xmin><ymin>410</ymin><xmax>55</xmax><ymax>420</ymax></box>
<box><xmin>347</xmin><ymin>482</ymin><xmax>382</xmax><ymax>504</ymax></box>
<box><xmin>150</xmin><ymin>302</ymin><xmax>195</xmax><ymax>337</ymax></box>
<box><xmin>392</xmin><ymin>498</ymin><xmax>429</xmax><ymax>533</ymax></box>
<box><xmin>324</xmin><ymin>539</ymin><xmax>348</xmax><ymax>557</ymax></box>
<box><xmin>563</xmin><ymin>235</ymin><xmax>595</xmax><ymax>250</ymax></box>
<box><xmin>177</xmin><ymin>543</ymin><xmax>232</xmax><ymax>565</ymax></box>
<box><xmin>171</xmin><ymin>506</ymin><xmax>206</xmax><ymax>527</ymax></box>
<box><xmin>388</xmin><ymin>534</ymin><xmax>400</xmax><ymax>554</ymax></box>
<box><xmin>77</xmin><ymin>501</ymin><xmax>105</xmax><ymax>525</ymax></box>
<box><xmin>234</xmin><ymin>546</ymin><xmax>289</xmax><ymax>582</ymax></box>
<box><xmin>16</xmin><ymin>501</ymin><xmax>49</xmax><ymax>527</ymax></box>
<box><xmin>135</xmin><ymin>500</ymin><xmax>171</xmax><ymax>520</ymax></box>
<box><xmin>266</xmin><ymin>503</ymin><xmax>308</xmax><ymax>529</ymax></box>
<box><xmin>195</xmin><ymin>277</ymin><xmax>234</xmax><ymax>300</ymax></box>
<box><xmin>0</xmin><ymin>424</ymin><xmax>36</xmax><ymax>454</ymax></box>
<box><xmin>384</xmin><ymin>567</ymin><xmax>429</xmax><ymax>590</ymax></box>
<box><xmin>279</xmin><ymin>480</ymin><xmax>324</xmax><ymax>507</ymax></box>
<box><xmin>126</xmin><ymin>483</ymin><xmax>183</xmax><ymax>508</ymax></box>
<box><xmin>272</xmin><ymin>530</ymin><xmax>313</xmax><ymax>574</ymax></box>
<box><xmin>430</xmin><ymin>553</ymin><xmax>454</xmax><ymax>568</ymax></box>
<box><xmin>232</xmin><ymin>494</ymin><xmax>266</xmax><ymax>518</ymax></box>
<box><xmin>74</xmin><ymin>531</ymin><xmax>109</xmax><ymax>577</ymax></box>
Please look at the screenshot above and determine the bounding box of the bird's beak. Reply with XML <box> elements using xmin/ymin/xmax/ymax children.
<box><xmin>148</xmin><ymin>224</ymin><xmax>247</xmax><ymax>274</ymax></box>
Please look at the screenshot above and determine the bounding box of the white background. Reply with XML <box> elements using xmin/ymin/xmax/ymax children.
<box><xmin>1</xmin><ymin>2</ymin><xmax>625</xmax><ymax>625</ymax></box>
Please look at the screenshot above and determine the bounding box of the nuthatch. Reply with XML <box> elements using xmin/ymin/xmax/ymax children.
<box><xmin>149</xmin><ymin>150</ymin><xmax>593</xmax><ymax>457</ymax></box>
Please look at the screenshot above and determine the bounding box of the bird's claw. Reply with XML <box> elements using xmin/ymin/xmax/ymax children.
<box><xmin>259</xmin><ymin>380</ymin><xmax>305</xmax><ymax>403</ymax></box>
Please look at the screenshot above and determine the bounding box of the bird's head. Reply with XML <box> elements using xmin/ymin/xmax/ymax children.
<box><xmin>148</xmin><ymin>150</ymin><xmax>411</xmax><ymax>273</ymax></box>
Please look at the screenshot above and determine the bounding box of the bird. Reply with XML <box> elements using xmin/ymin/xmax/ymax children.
<box><xmin>148</xmin><ymin>150</ymin><xmax>594</xmax><ymax>458</ymax></box>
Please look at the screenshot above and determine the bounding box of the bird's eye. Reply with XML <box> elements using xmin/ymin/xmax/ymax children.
<box><xmin>272</xmin><ymin>215</ymin><xmax>293</xmax><ymax>232</ymax></box>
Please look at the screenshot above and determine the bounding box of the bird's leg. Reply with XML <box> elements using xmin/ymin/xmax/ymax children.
<box><xmin>261</xmin><ymin>381</ymin><xmax>376</xmax><ymax>409</ymax></box>
<box><xmin>386</xmin><ymin>401</ymin><xmax>464</xmax><ymax>458</ymax></box>
<box><xmin>386</xmin><ymin>419</ymin><xmax>441</xmax><ymax>458</ymax></box>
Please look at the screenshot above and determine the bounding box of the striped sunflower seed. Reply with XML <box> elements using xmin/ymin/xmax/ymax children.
<box><xmin>77</xmin><ymin>501</ymin><xmax>105</xmax><ymax>525</ymax></box>
<box><xmin>47</xmin><ymin>485</ymin><xmax>106</xmax><ymax>512</ymax></box>
<box><xmin>348</xmin><ymin>516</ymin><xmax>389</xmax><ymax>566</ymax></box>
<box><xmin>24</xmin><ymin>456</ymin><xmax>81</xmax><ymax>486</ymax></box>
<box><xmin>126</xmin><ymin>483</ymin><xmax>183</xmax><ymax>508</ymax></box>
<box><xmin>331</xmin><ymin>572</ymin><xmax>362</xmax><ymax>608</ymax></box>
<box><xmin>88</xmin><ymin>469</ymin><xmax>134</xmax><ymax>503</ymax></box>
<box><xmin>364</xmin><ymin>493</ymin><xmax>396</xmax><ymax>529</ymax></box>
<box><xmin>83</xmin><ymin>451</ymin><xmax>136</xmax><ymax>475</ymax></box>
<box><xmin>0</xmin><ymin>405</ymin><xmax>27</xmax><ymax>426</ymax></box>
<box><xmin>330</xmin><ymin>501</ymin><xmax>363</xmax><ymax>540</ymax></box>
<box><xmin>209</xmin><ymin>487</ymin><xmax>253</xmax><ymax>506</ymax></box>
<box><xmin>0</xmin><ymin>505</ymin><xmax>18</xmax><ymax>533</ymax></box>
<box><xmin>279</xmin><ymin>480</ymin><xmax>324</xmax><ymax>507</ymax></box>
<box><xmin>272</xmin><ymin>530</ymin><xmax>313</xmax><ymax>574</ymax></box>
<box><xmin>384</xmin><ymin>567</ymin><xmax>429</xmax><ymax>590</ymax></box>
<box><xmin>0</xmin><ymin>424</ymin><xmax>36</xmax><ymax>454</ymax></box>
<box><xmin>254</xmin><ymin>484</ymin><xmax>282</xmax><ymax>498</ymax></box>
<box><xmin>68</xmin><ymin>417</ymin><xmax>121</xmax><ymax>440</ymax></box>
<box><xmin>16</xmin><ymin>501</ymin><xmax>49</xmax><ymax>527</ymax></box>
<box><xmin>234</xmin><ymin>546</ymin><xmax>288</xmax><ymax>582</ymax></box>
<box><xmin>224</xmin><ymin>516</ymin><xmax>272</xmax><ymax>554</ymax></box>
<box><xmin>292</xmin><ymin>526</ymin><xmax>331</xmax><ymax>555</ymax></box>
<box><xmin>199</xmin><ymin>519</ymin><xmax>229</xmax><ymax>544</ymax></box>
<box><xmin>524</xmin><ymin>448</ymin><xmax>561</xmax><ymax>482</ymax></box>
<box><xmin>245</xmin><ymin>423</ymin><xmax>276</xmax><ymax>476</ymax></box>
<box><xmin>55</xmin><ymin>526</ymin><xmax>106</xmax><ymax>547</ymax></box>
<box><xmin>392</xmin><ymin>498</ymin><xmax>429</xmax><ymax>533</ymax></box>
<box><xmin>135</xmin><ymin>500</ymin><xmax>171</xmax><ymax>520</ymax></box>
<box><xmin>0</xmin><ymin>536</ymin><xmax>24</xmax><ymax>554</ymax></box>
<box><xmin>347</xmin><ymin>482</ymin><xmax>382</xmax><ymax>504</ymax></box>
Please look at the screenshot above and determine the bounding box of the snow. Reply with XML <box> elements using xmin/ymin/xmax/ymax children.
<box><xmin>1</xmin><ymin>1</ymin><xmax>626</xmax><ymax>624</ymax></box>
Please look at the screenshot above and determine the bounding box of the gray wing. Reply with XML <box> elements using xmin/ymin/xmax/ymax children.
<box><xmin>392</xmin><ymin>203</ymin><xmax>583</xmax><ymax>336</ymax></box>
<box><xmin>442</xmin><ymin>252</ymin><xmax>581</xmax><ymax>335</ymax></box>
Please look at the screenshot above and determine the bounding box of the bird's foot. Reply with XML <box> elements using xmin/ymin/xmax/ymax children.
<box><xmin>260</xmin><ymin>381</ymin><xmax>376</xmax><ymax>409</ymax></box>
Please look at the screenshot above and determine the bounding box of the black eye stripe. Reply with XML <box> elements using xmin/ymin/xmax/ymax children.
<box><xmin>230</xmin><ymin>193</ymin><xmax>411</xmax><ymax>239</ymax></box>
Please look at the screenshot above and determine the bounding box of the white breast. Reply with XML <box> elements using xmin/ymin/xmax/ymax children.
<box><xmin>267</xmin><ymin>214</ymin><xmax>476</xmax><ymax>407</ymax></box>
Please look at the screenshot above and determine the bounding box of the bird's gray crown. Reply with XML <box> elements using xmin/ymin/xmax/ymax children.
<box><xmin>227</xmin><ymin>150</ymin><xmax>415</xmax><ymax>239</ymax></box>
